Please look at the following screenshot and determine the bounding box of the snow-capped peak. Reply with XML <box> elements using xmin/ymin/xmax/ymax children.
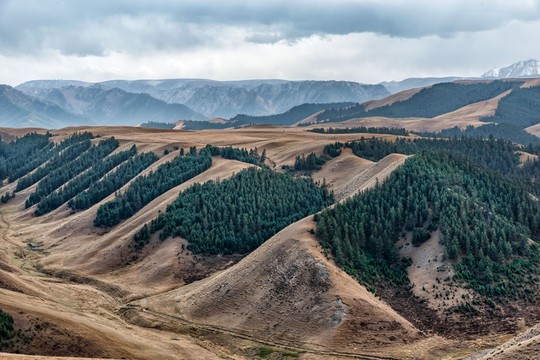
<box><xmin>482</xmin><ymin>59</ymin><xmax>540</xmax><ymax>78</ymax></box>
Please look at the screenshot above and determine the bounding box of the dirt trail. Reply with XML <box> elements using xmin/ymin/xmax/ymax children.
<box><xmin>122</xmin><ymin>304</ymin><xmax>398</xmax><ymax>360</ymax></box>
<box><xmin>461</xmin><ymin>322</ymin><xmax>540</xmax><ymax>360</ymax></box>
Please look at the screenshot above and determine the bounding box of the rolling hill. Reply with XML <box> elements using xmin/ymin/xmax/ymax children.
<box><xmin>0</xmin><ymin>123</ymin><xmax>540</xmax><ymax>359</ymax></box>
<box><xmin>298</xmin><ymin>78</ymin><xmax>540</xmax><ymax>146</ymax></box>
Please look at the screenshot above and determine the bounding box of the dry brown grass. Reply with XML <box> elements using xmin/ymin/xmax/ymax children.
<box><xmin>525</xmin><ymin>123</ymin><xmax>540</xmax><ymax>138</ymax></box>
<box><xmin>517</xmin><ymin>150</ymin><xmax>539</xmax><ymax>166</ymax></box>
<box><xmin>0</xmin><ymin>124</ymin><xmax>537</xmax><ymax>359</ymax></box>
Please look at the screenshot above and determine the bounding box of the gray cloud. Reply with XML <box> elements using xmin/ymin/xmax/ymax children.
<box><xmin>1</xmin><ymin>0</ymin><xmax>539</xmax><ymax>56</ymax></box>
<box><xmin>1</xmin><ymin>0</ymin><xmax>540</xmax><ymax>86</ymax></box>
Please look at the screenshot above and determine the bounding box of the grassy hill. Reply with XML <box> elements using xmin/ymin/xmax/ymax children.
<box><xmin>313</xmin><ymin>81</ymin><xmax>522</xmax><ymax>123</ymax></box>
<box><xmin>2</xmin><ymin>125</ymin><xmax>540</xmax><ymax>359</ymax></box>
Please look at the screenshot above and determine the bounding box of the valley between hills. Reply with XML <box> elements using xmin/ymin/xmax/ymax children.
<box><xmin>2</xmin><ymin>78</ymin><xmax>540</xmax><ymax>359</ymax></box>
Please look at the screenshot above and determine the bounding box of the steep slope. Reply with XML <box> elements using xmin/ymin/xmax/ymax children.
<box><xmin>0</xmin><ymin>85</ymin><xmax>89</xmax><ymax>128</ymax></box>
<box><xmin>135</xmin><ymin>216</ymin><xmax>428</xmax><ymax>357</ymax></box>
<box><xmin>312</xmin><ymin>147</ymin><xmax>375</xmax><ymax>200</ymax></box>
<box><xmin>132</xmin><ymin>151</ymin><xmax>446</xmax><ymax>359</ymax></box>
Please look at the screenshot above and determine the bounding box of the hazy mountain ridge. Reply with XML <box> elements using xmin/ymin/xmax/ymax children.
<box><xmin>17</xmin><ymin>79</ymin><xmax>390</xmax><ymax>119</ymax></box>
<box><xmin>379</xmin><ymin>76</ymin><xmax>463</xmax><ymax>94</ymax></box>
<box><xmin>0</xmin><ymin>85</ymin><xmax>90</xmax><ymax>128</ymax></box>
<box><xmin>21</xmin><ymin>85</ymin><xmax>206</xmax><ymax>126</ymax></box>
<box><xmin>140</xmin><ymin>101</ymin><xmax>357</xmax><ymax>130</ymax></box>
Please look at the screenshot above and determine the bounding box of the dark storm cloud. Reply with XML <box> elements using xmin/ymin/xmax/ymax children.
<box><xmin>0</xmin><ymin>0</ymin><xmax>539</xmax><ymax>56</ymax></box>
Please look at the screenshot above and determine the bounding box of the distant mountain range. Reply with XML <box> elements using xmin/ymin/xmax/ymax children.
<box><xmin>18</xmin><ymin>84</ymin><xmax>206</xmax><ymax>125</ymax></box>
<box><xmin>2</xmin><ymin>59</ymin><xmax>540</xmax><ymax>129</ymax></box>
<box><xmin>380</xmin><ymin>59</ymin><xmax>540</xmax><ymax>94</ymax></box>
<box><xmin>482</xmin><ymin>59</ymin><xmax>540</xmax><ymax>78</ymax></box>
<box><xmin>379</xmin><ymin>77</ymin><xmax>463</xmax><ymax>94</ymax></box>
<box><xmin>0</xmin><ymin>85</ymin><xmax>88</xmax><ymax>128</ymax></box>
<box><xmin>17</xmin><ymin>79</ymin><xmax>390</xmax><ymax>120</ymax></box>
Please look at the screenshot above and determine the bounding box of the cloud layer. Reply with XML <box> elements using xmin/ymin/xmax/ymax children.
<box><xmin>1</xmin><ymin>0</ymin><xmax>539</xmax><ymax>85</ymax></box>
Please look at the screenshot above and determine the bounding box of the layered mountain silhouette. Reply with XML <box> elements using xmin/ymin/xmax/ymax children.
<box><xmin>16</xmin><ymin>79</ymin><xmax>390</xmax><ymax>120</ymax></box>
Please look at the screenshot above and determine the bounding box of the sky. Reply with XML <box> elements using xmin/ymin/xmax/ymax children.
<box><xmin>1</xmin><ymin>0</ymin><xmax>540</xmax><ymax>86</ymax></box>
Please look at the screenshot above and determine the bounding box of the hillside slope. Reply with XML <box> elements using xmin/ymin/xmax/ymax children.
<box><xmin>133</xmin><ymin>153</ymin><xmax>434</xmax><ymax>359</ymax></box>
<box><xmin>2</xmin><ymin>126</ymin><xmax>540</xmax><ymax>359</ymax></box>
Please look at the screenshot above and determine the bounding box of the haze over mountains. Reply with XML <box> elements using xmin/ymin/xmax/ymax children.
<box><xmin>14</xmin><ymin>79</ymin><xmax>389</xmax><ymax>124</ymax></box>
<box><xmin>17</xmin><ymin>84</ymin><xmax>206</xmax><ymax>125</ymax></box>
<box><xmin>0</xmin><ymin>84</ymin><xmax>88</xmax><ymax>128</ymax></box>
<box><xmin>0</xmin><ymin>59</ymin><xmax>539</xmax><ymax>129</ymax></box>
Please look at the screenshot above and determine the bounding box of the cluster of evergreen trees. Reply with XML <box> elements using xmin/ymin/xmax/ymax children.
<box><xmin>34</xmin><ymin>145</ymin><xmax>138</xmax><ymax>215</ymax></box>
<box><xmin>0</xmin><ymin>309</ymin><xmax>14</xmax><ymax>349</ymax></box>
<box><xmin>345</xmin><ymin>136</ymin><xmax>519</xmax><ymax>173</ymax></box>
<box><xmin>13</xmin><ymin>132</ymin><xmax>95</xmax><ymax>185</ymax></box>
<box><xmin>322</xmin><ymin>142</ymin><xmax>344</xmax><ymax>157</ymax></box>
<box><xmin>482</xmin><ymin>85</ymin><xmax>540</xmax><ymax>128</ymax></box>
<box><xmin>0</xmin><ymin>132</ymin><xmax>96</xmax><ymax>186</ymax></box>
<box><xmin>309</xmin><ymin>127</ymin><xmax>409</xmax><ymax>136</ymax></box>
<box><xmin>94</xmin><ymin>147</ymin><xmax>213</xmax><ymax>227</ymax></box>
<box><xmin>203</xmin><ymin>144</ymin><xmax>265</xmax><ymax>165</ymax></box>
<box><xmin>315</xmin><ymin>151</ymin><xmax>540</xmax><ymax>299</ymax></box>
<box><xmin>417</xmin><ymin>124</ymin><xmax>540</xmax><ymax>146</ymax></box>
<box><xmin>292</xmin><ymin>143</ymin><xmax>347</xmax><ymax>172</ymax></box>
<box><xmin>68</xmin><ymin>152</ymin><xmax>158</xmax><ymax>211</ymax></box>
<box><xmin>16</xmin><ymin>135</ymin><xmax>95</xmax><ymax>192</ymax></box>
<box><xmin>0</xmin><ymin>132</ymin><xmax>51</xmax><ymax>181</ymax></box>
<box><xmin>1</xmin><ymin>191</ymin><xmax>15</xmax><ymax>204</ymax></box>
<box><xmin>294</xmin><ymin>152</ymin><xmax>326</xmax><ymax>172</ymax></box>
<box><xmin>134</xmin><ymin>167</ymin><xmax>333</xmax><ymax>253</ymax></box>
<box><xmin>345</xmin><ymin>136</ymin><xmax>540</xmax><ymax>196</ymax></box>
<box><xmin>25</xmin><ymin>137</ymin><xmax>120</xmax><ymax>208</ymax></box>
<box><xmin>139</xmin><ymin>121</ymin><xmax>176</xmax><ymax>129</ymax></box>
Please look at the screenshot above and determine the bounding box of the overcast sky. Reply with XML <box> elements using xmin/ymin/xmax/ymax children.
<box><xmin>1</xmin><ymin>0</ymin><xmax>540</xmax><ymax>86</ymax></box>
